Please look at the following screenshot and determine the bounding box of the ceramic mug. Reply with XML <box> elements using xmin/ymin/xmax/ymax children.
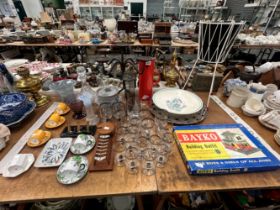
<box><xmin>61</xmin><ymin>159</ymin><xmax>85</xmax><ymax>178</ymax></box>
<box><xmin>56</xmin><ymin>103</ymin><xmax>68</xmax><ymax>115</ymax></box>
<box><xmin>8</xmin><ymin>154</ymin><xmax>27</xmax><ymax>174</ymax></box>
<box><xmin>226</xmin><ymin>87</ymin><xmax>250</xmax><ymax>108</ymax></box>
<box><xmin>29</xmin><ymin>129</ymin><xmax>46</xmax><ymax>145</ymax></box>
<box><xmin>74</xmin><ymin>135</ymin><xmax>93</xmax><ymax>151</ymax></box>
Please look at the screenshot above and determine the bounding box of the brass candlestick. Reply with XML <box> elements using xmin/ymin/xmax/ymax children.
<box><xmin>16</xmin><ymin>66</ymin><xmax>49</xmax><ymax>107</ymax></box>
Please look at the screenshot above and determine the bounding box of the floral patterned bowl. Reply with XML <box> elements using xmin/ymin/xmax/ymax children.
<box><xmin>0</xmin><ymin>93</ymin><xmax>30</xmax><ymax>125</ymax></box>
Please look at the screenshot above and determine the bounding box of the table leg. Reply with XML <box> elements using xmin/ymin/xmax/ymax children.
<box><xmin>154</xmin><ymin>194</ymin><xmax>169</xmax><ymax>210</ymax></box>
<box><xmin>136</xmin><ymin>195</ymin><xmax>145</xmax><ymax>210</ymax></box>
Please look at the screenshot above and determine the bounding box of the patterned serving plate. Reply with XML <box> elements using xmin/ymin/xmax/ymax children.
<box><xmin>152</xmin><ymin>89</ymin><xmax>204</xmax><ymax>115</ymax></box>
<box><xmin>57</xmin><ymin>155</ymin><xmax>88</xmax><ymax>185</ymax></box>
<box><xmin>34</xmin><ymin>138</ymin><xmax>72</xmax><ymax>168</ymax></box>
<box><xmin>5</xmin><ymin>101</ymin><xmax>36</xmax><ymax>127</ymax></box>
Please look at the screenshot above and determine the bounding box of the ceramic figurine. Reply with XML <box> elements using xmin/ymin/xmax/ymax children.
<box><xmin>0</xmin><ymin>124</ymin><xmax>10</xmax><ymax>151</ymax></box>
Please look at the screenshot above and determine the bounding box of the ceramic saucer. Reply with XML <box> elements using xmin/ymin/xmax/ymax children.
<box><xmin>27</xmin><ymin>131</ymin><xmax>51</xmax><ymax>148</ymax></box>
<box><xmin>241</xmin><ymin>105</ymin><xmax>266</xmax><ymax>117</ymax></box>
<box><xmin>274</xmin><ymin>134</ymin><xmax>280</xmax><ymax>146</ymax></box>
<box><xmin>70</xmin><ymin>134</ymin><xmax>96</xmax><ymax>155</ymax></box>
<box><xmin>258</xmin><ymin>115</ymin><xmax>279</xmax><ymax>131</ymax></box>
<box><xmin>2</xmin><ymin>154</ymin><xmax>34</xmax><ymax>178</ymax></box>
<box><xmin>56</xmin><ymin>156</ymin><xmax>88</xmax><ymax>185</ymax></box>
<box><xmin>45</xmin><ymin>116</ymin><xmax>66</xmax><ymax>129</ymax></box>
<box><xmin>55</xmin><ymin>106</ymin><xmax>70</xmax><ymax>115</ymax></box>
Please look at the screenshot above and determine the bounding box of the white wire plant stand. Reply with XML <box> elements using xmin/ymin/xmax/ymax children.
<box><xmin>182</xmin><ymin>20</ymin><xmax>245</xmax><ymax>107</ymax></box>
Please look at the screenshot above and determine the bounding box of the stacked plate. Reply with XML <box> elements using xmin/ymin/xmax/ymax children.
<box><xmin>263</xmin><ymin>94</ymin><xmax>280</xmax><ymax>111</ymax></box>
<box><xmin>258</xmin><ymin>110</ymin><xmax>280</xmax><ymax>131</ymax></box>
<box><xmin>0</xmin><ymin>93</ymin><xmax>36</xmax><ymax>127</ymax></box>
<box><xmin>152</xmin><ymin>89</ymin><xmax>206</xmax><ymax>124</ymax></box>
<box><xmin>274</xmin><ymin>129</ymin><xmax>280</xmax><ymax>145</ymax></box>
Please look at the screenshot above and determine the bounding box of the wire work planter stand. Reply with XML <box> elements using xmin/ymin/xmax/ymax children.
<box><xmin>182</xmin><ymin>20</ymin><xmax>244</xmax><ymax>107</ymax></box>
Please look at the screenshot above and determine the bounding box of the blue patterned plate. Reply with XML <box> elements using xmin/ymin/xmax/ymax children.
<box><xmin>5</xmin><ymin>101</ymin><xmax>36</xmax><ymax>127</ymax></box>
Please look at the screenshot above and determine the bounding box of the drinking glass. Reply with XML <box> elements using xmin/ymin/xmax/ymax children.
<box><xmin>115</xmin><ymin>152</ymin><xmax>125</xmax><ymax>167</ymax></box>
<box><xmin>99</xmin><ymin>103</ymin><xmax>113</xmax><ymax>122</ymax></box>
<box><xmin>113</xmin><ymin>102</ymin><xmax>126</xmax><ymax>121</ymax></box>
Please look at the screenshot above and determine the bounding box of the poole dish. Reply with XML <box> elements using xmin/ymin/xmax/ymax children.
<box><xmin>2</xmin><ymin>154</ymin><xmax>34</xmax><ymax>178</ymax></box>
<box><xmin>152</xmin><ymin>89</ymin><xmax>203</xmax><ymax>115</ymax></box>
<box><xmin>57</xmin><ymin>155</ymin><xmax>88</xmax><ymax>185</ymax></box>
<box><xmin>45</xmin><ymin>114</ymin><xmax>66</xmax><ymax>129</ymax></box>
<box><xmin>27</xmin><ymin>130</ymin><xmax>51</xmax><ymax>148</ymax></box>
<box><xmin>70</xmin><ymin>134</ymin><xmax>96</xmax><ymax>155</ymax></box>
<box><xmin>34</xmin><ymin>138</ymin><xmax>72</xmax><ymax>168</ymax></box>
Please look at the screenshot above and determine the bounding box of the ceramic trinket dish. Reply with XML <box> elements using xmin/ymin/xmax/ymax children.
<box><xmin>45</xmin><ymin>113</ymin><xmax>66</xmax><ymax>129</ymax></box>
<box><xmin>57</xmin><ymin>155</ymin><xmax>88</xmax><ymax>185</ymax></box>
<box><xmin>27</xmin><ymin>129</ymin><xmax>51</xmax><ymax>148</ymax></box>
<box><xmin>55</xmin><ymin>102</ymin><xmax>70</xmax><ymax>115</ymax></box>
<box><xmin>3</xmin><ymin>154</ymin><xmax>34</xmax><ymax>178</ymax></box>
<box><xmin>35</xmin><ymin>138</ymin><xmax>72</xmax><ymax>168</ymax></box>
<box><xmin>70</xmin><ymin>134</ymin><xmax>96</xmax><ymax>155</ymax></box>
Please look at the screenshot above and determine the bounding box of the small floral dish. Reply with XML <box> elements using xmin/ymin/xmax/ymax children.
<box><xmin>27</xmin><ymin>130</ymin><xmax>51</xmax><ymax>148</ymax></box>
<box><xmin>34</xmin><ymin>138</ymin><xmax>72</xmax><ymax>168</ymax></box>
<box><xmin>3</xmin><ymin>154</ymin><xmax>34</xmax><ymax>178</ymax></box>
<box><xmin>45</xmin><ymin>114</ymin><xmax>66</xmax><ymax>129</ymax></box>
<box><xmin>56</xmin><ymin>155</ymin><xmax>88</xmax><ymax>185</ymax></box>
<box><xmin>70</xmin><ymin>134</ymin><xmax>96</xmax><ymax>155</ymax></box>
<box><xmin>55</xmin><ymin>102</ymin><xmax>71</xmax><ymax>115</ymax></box>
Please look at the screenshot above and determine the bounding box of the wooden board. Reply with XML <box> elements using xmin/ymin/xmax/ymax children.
<box><xmin>0</xmin><ymin>100</ymin><xmax>157</xmax><ymax>203</ymax></box>
<box><xmin>156</xmin><ymin>91</ymin><xmax>280</xmax><ymax>193</ymax></box>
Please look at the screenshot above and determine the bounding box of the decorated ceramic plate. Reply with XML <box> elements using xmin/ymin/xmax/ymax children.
<box><xmin>2</xmin><ymin>154</ymin><xmax>35</xmax><ymax>178</ymax></box>
<box><xmin>34</xmin><ymin>138</ymin><xmax>72</xmax><ymax>168</ymax></box>
<box><xmin>45</xmin><ymin>116</ymin><xmax>66</xmax><ymax>129</ymax></box>
<box><xmin>152</xmin><ymin>89</ymin><xmax>204</xmax><ymax>115</ymax></box>
<box><xmin>56</xmin><ymin>155</ymin><xmax>88</xmax><ymax>185</ymax></box>
<box><xmin>27</xmin><ymin>131</ymin><xmax>52</xmax><ymax>148</ymax></box>
<box><xmin>70</xmin><ymin>134</ymin><xmax>96</xmax><ymax>155</ymax></box>
<box><xmin>5</xmin><ymin>101</ymin><xmax>36</xmax><ymax>127</ymax></box>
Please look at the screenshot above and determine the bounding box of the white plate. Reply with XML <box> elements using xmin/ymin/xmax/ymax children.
<box><xmin>34</xmin><ymin>138</ymin><xmax>72</xmax><ymax>168</ymax></box>
<box><xmin>258</xmin><ymin>115</ymin><xmax>279</xmax><ymax>131</ymax></box>
<box><xmin>70</xmin><ymin>135</ymin><xmax>96</xmax><ymax>155</ymax></box>
<box><xmin>152</xmin><ymin>89</ymin><xmax>203</xmax><ymax>115</ymax></box>
<box><xmin>56</xmin><ymin>156</ymin><xmax>88</xmax><ymax>185</ymax></box>
<box><xmin>2</xmin><ymin>154</ymin><xmax>34</xmax><ymax>178</ymax></box>
<box><xmin>4</xmin><ymin>59</ymin><xmax>29</xmax><ymax>68</ymax></box>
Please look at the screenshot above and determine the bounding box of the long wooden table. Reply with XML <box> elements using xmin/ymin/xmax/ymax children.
<box><xmin>0</xmin><ymin>91</ymin><xmax>280</xmax><ymax>205</ymax></box>
<box><xmin>0</xmin><ymin>104</ymin><xmax>157</xmax><ymax>203</ymax></box>
<box><xmin>0</xmin><ymin>40</ymin><xmax>198</xmax><ymax>48</ymax></box>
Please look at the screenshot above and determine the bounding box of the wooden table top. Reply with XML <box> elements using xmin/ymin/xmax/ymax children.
<box><xmin>1</xmin><ymin>90</ymin><xmax>280</xmax><ymax>203</ymax></box>
<box><xmin>156</xmin><ymin>91</ymin><xmax>280</xmax><ymax>194</ymax></box>
<box><xmin>0</xmin><ymin>103</ymin><xmax>157</xmax><ymax>204</ymax></box>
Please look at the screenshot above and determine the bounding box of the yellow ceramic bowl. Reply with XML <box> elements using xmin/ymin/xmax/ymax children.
<box><xmin>27</xmin><ymin>130</ymin><xmax>51</xmax><ymax>147</ymax></box>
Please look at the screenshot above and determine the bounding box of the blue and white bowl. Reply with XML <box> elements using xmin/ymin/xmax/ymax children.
<box><xmin>0</xmin><ymin>93</ymin><xmax>30</xmax><ymax>125</ymax></box>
